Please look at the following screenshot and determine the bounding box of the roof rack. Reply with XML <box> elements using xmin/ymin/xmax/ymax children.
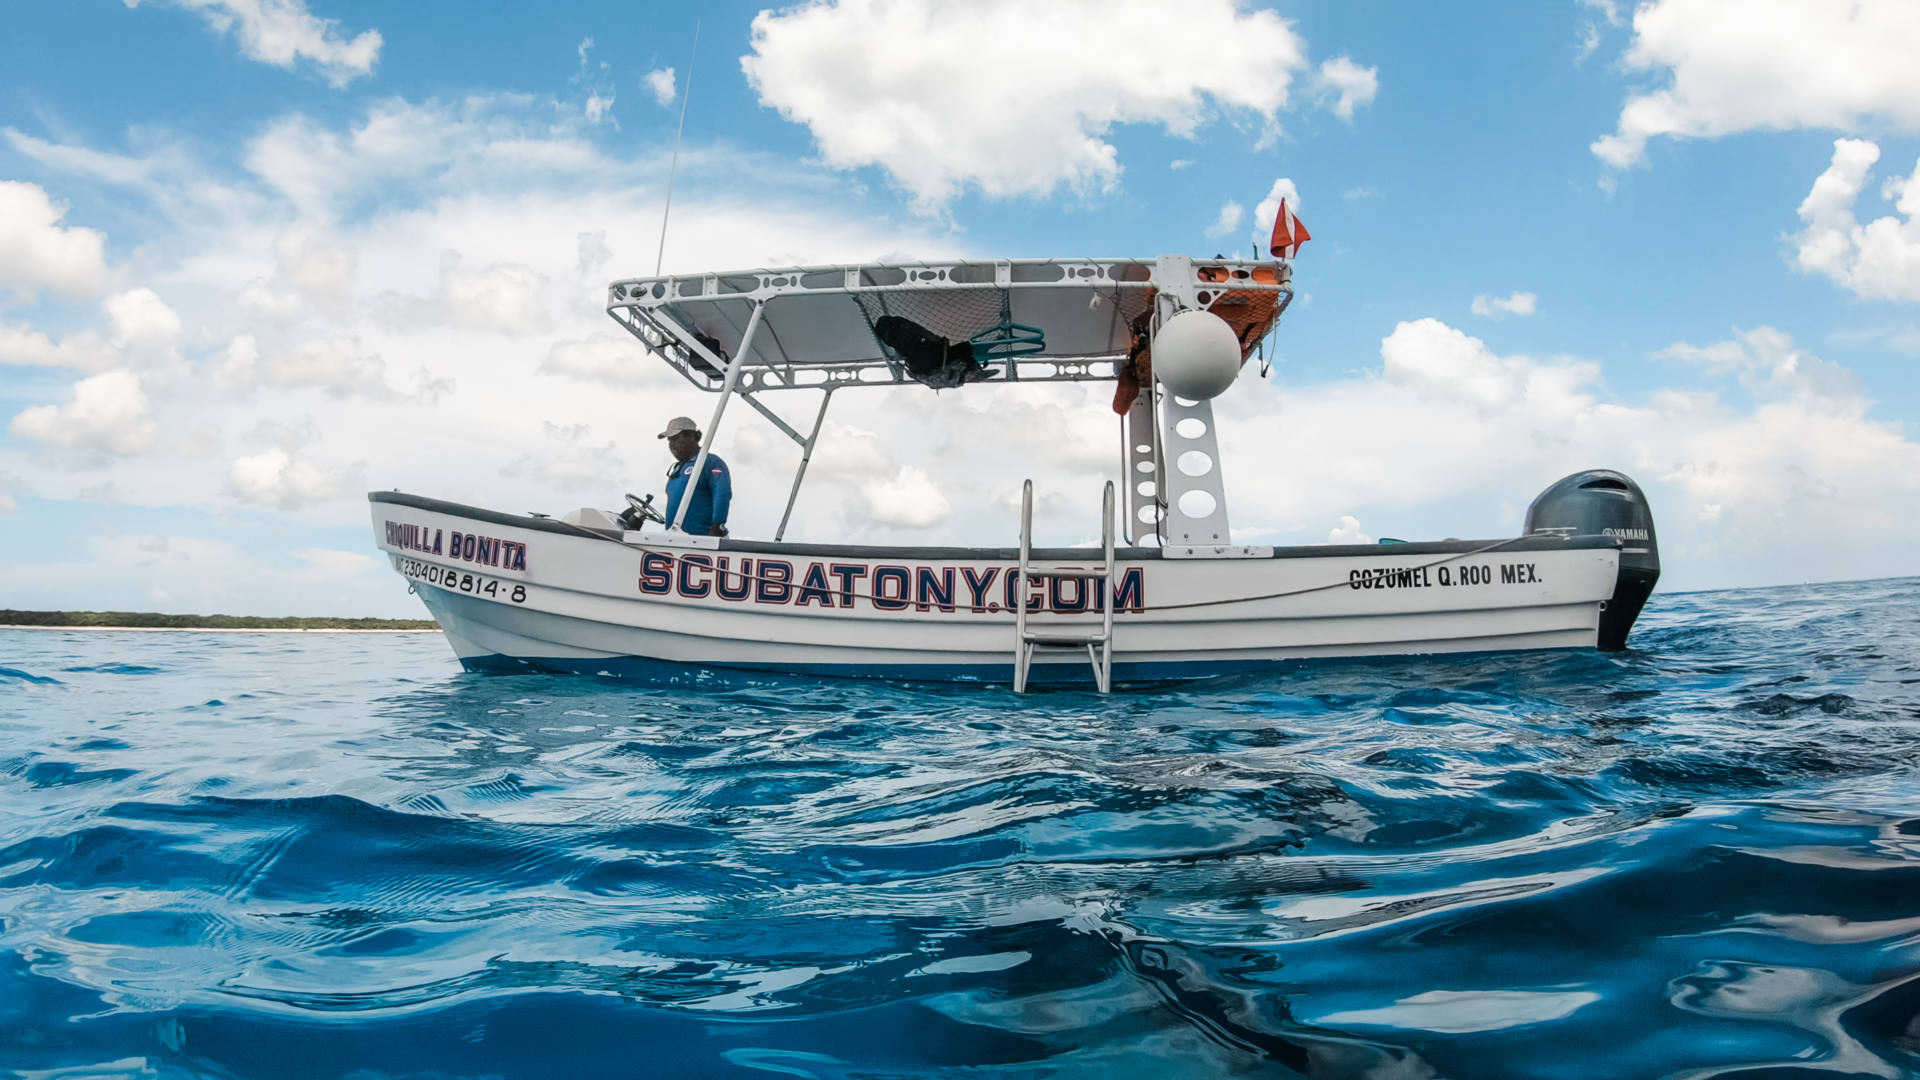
<box><xmin>606</xmin><ymin>256</ymin><xmax>1290</xmax><ymax>393</ymax></box>
<box><xmin>606</xmin><ymin>255</ymin><xmax>1292</xmax><ymax>545</ymax></box>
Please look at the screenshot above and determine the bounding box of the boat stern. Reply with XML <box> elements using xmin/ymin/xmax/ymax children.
<box><xmin>1525</xmin><ymin>470</ymin><xmax>1659</xmax><ymax>650</ymax></box>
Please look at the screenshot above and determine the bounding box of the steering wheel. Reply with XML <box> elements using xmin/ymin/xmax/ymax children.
<box><xmin>619</xmin><ymin>492</ymin><xmax>666</xmax><ymax>529</ymax></box>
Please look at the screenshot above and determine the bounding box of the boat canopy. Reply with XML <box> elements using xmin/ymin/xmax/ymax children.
<box><xmin>605</xmin><ymin>255</ymin><xmax>1293</xmax><ymax>546</ymax></box>
<box><xmin>606</xmin><ymin>256</ymin><xmax>1291</xmax><ymax>393</ymax></box>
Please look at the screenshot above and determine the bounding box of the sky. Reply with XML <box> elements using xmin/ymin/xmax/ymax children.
<box><xmin>2</xmin><ymin>0</ymin><xmax>1918</xmax><ymax>618</ymax></box>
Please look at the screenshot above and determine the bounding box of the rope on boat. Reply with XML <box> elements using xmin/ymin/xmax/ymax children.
<box><xmin>533</xmin><ymin>516</ymin><xmax>1539</xmax><ymax>614</ymax></box>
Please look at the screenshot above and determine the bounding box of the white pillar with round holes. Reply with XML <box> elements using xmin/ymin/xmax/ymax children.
<box><xmin>1122</xmin><ymin>394</ymin><xmax>1160</xmax><ymax>546</ymax></box>
<box><xmin>1155</xmin><ymin>392</ymin><xmax>1238</xmax><ymax>556</ymax></box>
<box><xmin>1146</xmin><ymin>301</ymin><xmax>1272</xmax><ymax>559</ymax></box>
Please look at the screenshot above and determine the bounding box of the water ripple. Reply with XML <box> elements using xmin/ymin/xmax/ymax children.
<box><xmin>3</xmin><ymin>578</ymin><xmax>1920</xmax><ymax>1077</ymax></box>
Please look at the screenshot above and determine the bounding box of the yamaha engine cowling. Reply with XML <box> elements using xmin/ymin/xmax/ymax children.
<box><xmin>1524</xmin><ymin>470</ymin><xmax>1659</xmax><ymax>651</ymax></box>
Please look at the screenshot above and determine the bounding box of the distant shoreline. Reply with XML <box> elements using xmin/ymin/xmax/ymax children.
<box><xmin>0</xmin><ymin>625</ymin><xmax>436</xmax><ymax>634</ymax></box>
<box><xmin>0</xmin><ymin>610</ymin><xmax>437</xmax><ymax>632</ymax></box>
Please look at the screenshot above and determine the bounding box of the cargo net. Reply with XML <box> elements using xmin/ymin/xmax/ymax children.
<box><xmin>852</xmin><ymin>282</ymin><xmax>1155</xmax><ymax>389</ymax></box>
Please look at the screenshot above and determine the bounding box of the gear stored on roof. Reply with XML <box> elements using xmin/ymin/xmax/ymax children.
<box><xmin>873</xmin><ymin>314</ymin><xmax>992</xmax><ymax>389</ymax></box>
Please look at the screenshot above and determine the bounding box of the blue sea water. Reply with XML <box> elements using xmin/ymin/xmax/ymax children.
<box><xmin>3</xmin><ymin>579</ymin><xmax>1920</xmax><ymax>1079</ymax></box>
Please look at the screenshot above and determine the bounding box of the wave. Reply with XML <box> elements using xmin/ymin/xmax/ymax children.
<box><xmin>3</xmin><ymin>580</ymin><xmax>1920</xmax><ymax>1076</ymax></box>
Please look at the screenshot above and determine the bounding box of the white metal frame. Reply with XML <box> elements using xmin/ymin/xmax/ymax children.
<box><xmin>670</xmin><ymin>301</ymin><xmax>763</xmax><ymax>532</ymax></box>
<box><xmin>607</xmin><ymin>257</ymin><xmax>1286</xmax><ymax>391</ymax></box>
<box><xmin>608</xmin><ymin>255</ymin><xmax>1291</xmax><ymax>547</ymax></box>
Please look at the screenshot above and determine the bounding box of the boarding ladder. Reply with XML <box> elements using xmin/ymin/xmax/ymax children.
<box><xmin>1013</xmin><ymin>479</ymin><xmax>1117</xmax><ymax>694</ymax></box>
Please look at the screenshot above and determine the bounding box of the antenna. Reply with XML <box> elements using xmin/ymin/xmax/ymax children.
<box><xmin>654</xmin><ymin>20</ymin><xmax>700</xmax><ymax>276</ymax></box>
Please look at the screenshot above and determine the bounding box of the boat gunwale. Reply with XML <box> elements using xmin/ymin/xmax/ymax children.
<box><xmin>369</xmin><ymin>490</ymin><xmax>1621</xmax><ymax>562</ymax></box>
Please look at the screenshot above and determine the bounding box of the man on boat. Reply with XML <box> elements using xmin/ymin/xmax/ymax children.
<box><xmin>659</xmin><ymin>416</ymin><xmax>731</xmax><ymax>536</ymax></box>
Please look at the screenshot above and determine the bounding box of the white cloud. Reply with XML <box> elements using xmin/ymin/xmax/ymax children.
<box><xmin>264</xmin><ymin>336</ymin><xmax>388</xmax><ymax>397</ymax></box>
<box><xmin>0</xmin><ymin>94</ymin><xmax>965</xmax><ymax>547</ymax></box>
<box><xmin>1575</xmin><ymin>0</ymin><xmax>1624</xmax><ymax>64</ymax></box>
<box><xmin>212</xmin><ymin>335</ymin><xmax>261</xmax><ymax>392</ymax></box>
<box><xmin>1656</xmin><ymin>325</ymin><xmax>1858</xmax><ymax>402</ymax></box>
<box><xmin>1204</xmin><ymin>200</ymin><xmax>1245</xmax><ymax>240</ymax></box>
<box><xmin>500</xmin><ymin>422</ymin><xmax>630</xmax><ymax>492</ymax></box>
<box><xmin>742</xmin><ymin>0</ymin><xmax>1311</xmax><ymax>206</ymax></box>
<box><xmin>227</xmin><ymin>447</ymin><xmax>359</xmax><ymax>508</ymax></box>
<box><xmin>4</xmin><ymin>128</ymin><xmax>268</xmax><ymax>243</ymax></box>
<box><xmin>16</xmin><ymin>84</ymin><xmax>1913</xmax><ymax>605</ymax></box>
<box><xmin>0</xmin><ymin>492</ymin><xmax>17</xmax><ymax>515</ymax></box>
<box><xmin>373</xmin><ymin>251</ymin><xmax>554</xmax><ymax>334</ymax></box>
<box><xmin>1792</xmin><ymin>138</ymin><xmax>1920</xmax><ymax>302</ymax></box>
<box><xmin>0</xmin><ymin>98</ymin><xmax>985</xmax><ymax>611</ymax></box>
<box><xmin>1593</xmin><ymin>0</ymin><xmax>1920</xmax><ymax>169</ymax></box>
<box><xmin>1470</xmin><ymin>291</ymin><xmax>1537</xmax><ymax>319</ymax></box>
<box><xmin>242</xmin><ymin>116</ymin><xmax>368</xmax><ymax>217</ymax></box>
<box><xmin>1795</xmin><ymin>138</ymin><xmax>1881</xmax><ymax>281</ymax></box>
<box><xmin>240</xmin><ymin>222</ymin><xmax>358</xmax><ymax>320</ymax></box>
<box><xmin>0</xmin><ymin>321</ymin><xmax>109</xmax><ymax>371</ymax></box>
<box><xmin>572</xmin><ymin>36</ymin><xmax>616</xmax><ymax>126</ymax></box>
<box><xmin>1313</xmin><ymin>57</ymin><xmax>1378</xmax><ymax>122</ymax></box>
<box><xmin>576</xmin><ymin>230</ymin><xmax>613</xmax><ymax>282</ymax></box>
<box><xmin>805</xmin><ymin>420</ymin><xmax>894</xmax><ymax>480</ymax></box>
<box><xmin>217</xmin><ymin>333</ymin><xmax>433</xmax><ymax>400</ymax></box>
<box><xmin>1251</xmin><ymin>177</ymin><xmax>1303</xmax><ymax>252</ymax></box>
<box><xmin>2</xmin><ymin>528</ymin><xmax>390</xmax><ymax>616</ymax></box>
<box><xmin>0</xmin><ymin>288</ymin><xmax>183</xmax><ymax>374</ymax></box>
<box><xmin>1575</xmin><ymin>23</ymin><xmax>1604</xmax><ymax>65</ymax></box>
<box><xmin>646</xmin><ymin>67</ymin><xmax>677</xmax><ymax>108</ymax></box>
<box><xmin>3</xmin><ymin>131</ymin><xmax>156</xmax><ymax>189</ymax></box>
<box><xmin>856</xmin><ymin>466</ymin><xmax>952</xmax><ymax>529</ymax></box>
<box><xmin>97</xmin><ymin>531</ymin><xmax>234</xmax><ymax>568</ymax></box>
<box><xmin>1580</xmin><ymin>0</ymin><xmax>1624</xmax><ymax>26</ymax></box>
<box><xmin>1379</xmin><ymin>317</ymin><xmax>1580</xmax><ymax>410</ymax></box>
<box><xmin>10</xmin><ymin>369</ymin><xmax>156</xmax><ymax>454</ymax></box>
<box><xmin>996</xmin><ymin>486</ymin><xmax>1072</xmax><ymax>522</ymax></box>
<box><xmin>1169</xmin><ymin>159</ymin><xmax>1195</xmax><ymax>171</ymax></box>
<box><xmin>1854</xmin><ymin>324</ymin><xmax>1920</xmax><ymax>356</ymax></box>
<box><xmin>539</xmin><ymin>330</ymin><xmax>675</xmax><ymax>388</ymax></box>
<box><xmin>1206</xmin><ymin>319</ymin><xmax>1920</xmax><ymax>586</ymax></box>
<box><xmin>0</xmin><ymin>181</ymin><xmax>113</xmax><ymax>300</ymax></box>
<box><xmin>129</xmin><ymin>0</ymin><xmax>382</xmax><ymax>87</ymax></box>
<box><xmin>239</xmin><ymin>99</ymin><xmax>606</xmax><ymax>218</ymax></box>
<box><xmin>1328</xmin><ymin>515</ymin><xmax>1372</xmax><ymax>544</ymax></box>
<box><xmin>104</xmin><ymin>288</ymin><xmax>185</xmax><ymax>358</ymax></box>
<box><xmin>242</xmin><ymin>415</ymin><xmax>318</xmax><ymax>452</ymax></box>
<box><xmin>295</xmin><ymin>547</ymin><xmax>376</xmax><ymax>577</ymax></box>
<box><xmin>1642</xmin><ymin>391</ymin><xmax>1915</xmax><ymax>531</ymax></box>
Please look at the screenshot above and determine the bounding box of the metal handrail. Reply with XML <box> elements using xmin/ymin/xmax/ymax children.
<box><xmin>1098</xmin><ymin>479</ymin><xmax>1115</xmax><ymax>692</ymax></box>
<box><xmin>1015</xmin><ymin>479</ymin><xmax>1034</xmax><ymax>692</ymax></box>
<box><xmin>1013</xmin><ymin>478</ymin><xmax>1116</xmax><ymax>694</ymax></box>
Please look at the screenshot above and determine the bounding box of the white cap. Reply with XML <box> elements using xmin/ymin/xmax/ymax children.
<box><xmin>657</xmin><ymin>416</ymin><xmax>698</xmax><ymax>439</ymax></box>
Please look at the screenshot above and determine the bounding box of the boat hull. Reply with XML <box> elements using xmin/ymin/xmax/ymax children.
<box><xmin>371</xmin><ymin>492</ymin><xmax>1628</xmax><ymax>686</ymax></box>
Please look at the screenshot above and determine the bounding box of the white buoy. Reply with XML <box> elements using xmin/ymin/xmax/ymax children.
<box><xmin>1152</xmin><ymin>310</ymin><xmax>1242</xmax><ymax>400</ymax></box>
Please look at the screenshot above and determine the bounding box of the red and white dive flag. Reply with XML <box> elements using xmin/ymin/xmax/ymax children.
<box><xmin>1269</xmin><ymin>199</ymin><xmax>1310</xmax><ymax>259</ymax></box>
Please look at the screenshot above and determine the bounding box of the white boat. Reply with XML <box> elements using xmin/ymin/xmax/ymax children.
<box><xmin>369</xmin><ymin>254</ymin><xmax>1659</xmax><ymax>690</ymax></box>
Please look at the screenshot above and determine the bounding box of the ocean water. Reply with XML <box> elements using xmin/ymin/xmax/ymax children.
<box><xmin>3</xmin><ymin>579</ymin><xmax>1920</xmax><ymax>1079</ymax></box>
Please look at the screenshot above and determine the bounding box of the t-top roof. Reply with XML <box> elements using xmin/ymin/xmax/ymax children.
<box><xmin>605</xmin><ymin>255</ymin><xmax>1291</xmax><ymax>392</ymax></box>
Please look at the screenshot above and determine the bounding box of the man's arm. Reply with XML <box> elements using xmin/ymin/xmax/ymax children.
<box><xmin>708</xmin><ymin>458</ymin><xmax>732</xmax><ymax>535</ymax></box>
<box><xmin>662</xmin><ymin>464</ymin><xmax>683</xmax><ymax>530</ymax></box>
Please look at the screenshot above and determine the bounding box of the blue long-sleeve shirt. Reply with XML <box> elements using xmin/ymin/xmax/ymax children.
<box><xmin>664</xmin><ymin>453</ymin><xmax>731</xmax><ymax>534</ymax></box>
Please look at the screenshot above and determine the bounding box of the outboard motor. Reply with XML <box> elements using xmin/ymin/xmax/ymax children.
<box><xmin>1524</xmin><ymin>470</ymin><xmax>1659</xmax><ymax>650</ymax></box>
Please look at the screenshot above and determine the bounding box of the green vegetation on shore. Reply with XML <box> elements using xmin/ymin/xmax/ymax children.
<box><xmin>1</xmin><ymin>610</ymin><xmax>436</xmax><ymax>630</ymax></box>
